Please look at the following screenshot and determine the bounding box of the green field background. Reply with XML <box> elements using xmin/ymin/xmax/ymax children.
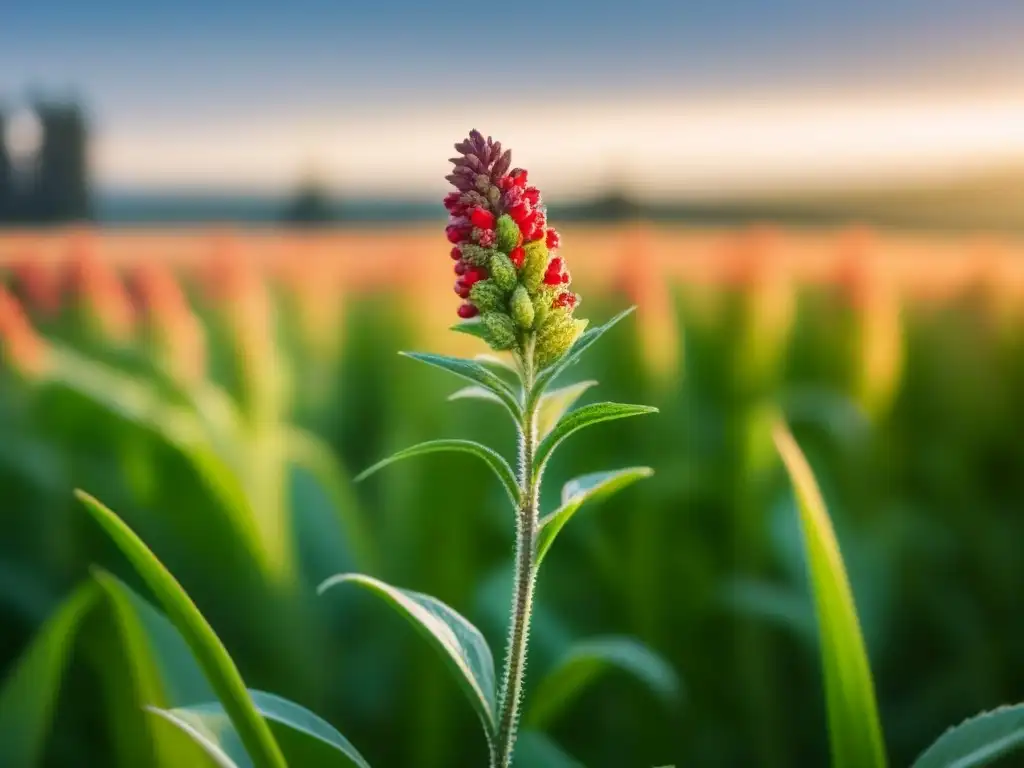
<box><xmin>2</xmin><ymin>226</ymin><xmax>1024</xmax><ymax>767</ymax></box>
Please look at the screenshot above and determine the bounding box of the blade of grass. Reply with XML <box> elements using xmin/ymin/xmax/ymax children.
<box><xmin>0</xmin><ymin>584</ymin><xmax>100</xmax><ymax>768</ymax></box>
<box><xmin>773</xmin><ymin>422</ymin><xmax>886</xmax><ymax>768</ymax></box>
<box><xmin>76</xmin><ymin>492</ymin><xmax>287</xmax><ymax>768</ymax></box>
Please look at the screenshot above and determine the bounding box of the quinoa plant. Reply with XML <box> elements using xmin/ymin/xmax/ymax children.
<box><xmin>330</xmin><ymin>130</ymin><xmax>661</xmax><ymax>766</ymax></box>
<box><xmin>415</xmin><ymin>130</ymin><xmax>658</xmax><ymax>765</ymax></box>
<box><xmin>57</xmin><ymin>131</ymin><xmax>663</xmax><ymax>768</ymax></box>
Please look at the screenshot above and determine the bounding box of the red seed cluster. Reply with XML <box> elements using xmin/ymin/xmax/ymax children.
<box><xmin>445</xmin><ymin>131</ymin><xmax>568</xmax><ymax>318</ymax></box>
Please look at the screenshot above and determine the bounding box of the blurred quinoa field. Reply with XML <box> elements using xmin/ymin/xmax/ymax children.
<box><xmin>4</xmin><ymin>223</ymin><xmax>1024</xmax><ymax>766</ymax></box>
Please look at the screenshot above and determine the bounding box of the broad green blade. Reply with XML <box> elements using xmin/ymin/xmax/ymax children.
<box><xmin>102</xmin><ymin>573</ymin><xmax>216</xmax><ymax>705</ymax></box>
<box><xmin>0</xmin><ymin>584</ymin><xmax>99</xmax><ymax>768</ymax></box>
<box><xmin>512</xmin><ymin>731</ymin><xmax>584</xmax><ymax>768</ymax></box>
<box><xmin>355</xmin><ymin>439</ymin><xmax>519</xmax><ymax>506</ymax></box>
<box><xmin>76</xmin><ymin>492</ymin><xmax>287</xmax><ymax>768</ymax></box>
<box><xmin>45</xmin><ymin>346</ymin><xmax>269</xmax><ymax>576</ymax></box>
<box><xmin>90</xmin><ymin>571</ymin><xmax>213</xmax><ymax>767</ymax></box>
<box><xmin>719</xmin><ymin>577</ymin><xmax>816</xmax><ymax>643</ymax></box>
<box><xmin>773</xmin><ymin>422</ymin><xmax>887</xmax><ymax>768</ymax></box>
<box><xmin>533</xmin><ymin>306</ymin><xmax>635</xmax><ymax>394</ymax></box>
<box><xmin>151</xmin><ymin>691</ymin><xmax>372</xmax><ymax>768</ymax></box>
<box><xmin>285</xmin><ymin>427</ymin><xmax>377</xmax><ymax>570</ymax></box>
<box><xmin>318</xmin><ymin>573</ymin><xmax>497</xmax><ymax>742</ymax></box>
<box><xmin>525</xmin><ymin>636</ymin><xmax>680</xmax><ymax>730</ymax></box>
<box><xmin>912</xmin><ymin>704</ymin><xmax>1024</xmax><ymax>768</ymax></box>
<box><xmin>536</xmin><ymin>467</ymin><xmax>654</xmax><ymax>568</ymax></box>
<box><xmin>399</xmin><ymin>351</ymin><xmax>522</xmax><ymax>419</ymax></box>
<box><xmin>533</xmin><ymin>403</ymin><xmax>657</xmax><ymax>478</ymax></box>
<box><xmin>536</xmin><ymin>381</ymin><xmax>598</xmax><ymax>440</ymax></box>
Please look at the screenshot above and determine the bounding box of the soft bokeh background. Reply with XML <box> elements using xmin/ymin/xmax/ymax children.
<box><xmin>2</xmin><ymin>3</ymin><xmax>1024</xmax><ymax>767</ymax></box>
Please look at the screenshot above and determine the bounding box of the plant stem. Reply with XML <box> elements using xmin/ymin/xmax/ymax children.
<box><xmin>495</xmin><ymin>339</ymin><xmax>540</xmax><ymax>768</ymax></box>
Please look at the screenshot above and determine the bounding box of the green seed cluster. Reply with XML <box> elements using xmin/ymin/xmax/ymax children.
<box><xmin>465</xmin><ymin>214</ymin><xmax>587</xmax><ymax>364</ymax></box>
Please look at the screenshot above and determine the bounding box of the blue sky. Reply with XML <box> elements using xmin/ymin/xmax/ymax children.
<box><xmin>3</xmin><ymin>1</ymin><xmax>1024</xmax><ymax>195</ymax></box>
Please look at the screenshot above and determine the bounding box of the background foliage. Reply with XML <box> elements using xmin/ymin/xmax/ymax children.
<box><xmin>2</xmin><ymin>225</ymin><xmax>1024</xmax><ymax>766</ymax></box>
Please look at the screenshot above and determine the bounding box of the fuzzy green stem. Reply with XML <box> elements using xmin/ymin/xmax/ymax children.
<box><xmin>495</xmin><ymin>336</ymin><xmax>540</xmax><ymax>768</ymax></box>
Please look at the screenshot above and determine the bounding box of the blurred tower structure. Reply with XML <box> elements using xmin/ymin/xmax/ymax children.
<box><xmin>31</xmin><ymin>100</ymin><xmax>91</xmax><ymax>222</ymax></box>
<box><xmin>0</xmin><ymin>108</ymin><xmax>12</xmax><ymax>222</ymax></box>
<box><xmin>0</xmin><ymin>94</ymin><xmax>92</xmax><ymax>225</ymax></box>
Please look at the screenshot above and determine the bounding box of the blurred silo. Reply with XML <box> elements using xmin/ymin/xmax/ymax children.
<box><xmin>0</xmin><ymin>109</ymin><xmax>11</xmax><ymax>222</ymax></box>
<box><xmin>31</xmin><ymin>100</ymin><xmax>91</xmax><ymax>222</ymax></box>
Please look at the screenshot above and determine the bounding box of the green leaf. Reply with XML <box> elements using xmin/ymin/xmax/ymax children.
<box><xmin>103</xmin><ymin>574</ymin><xmax>217</xmax><ymax>705</ymax></box>
<box><xmin>148</xmin><ymin>707</ymin><xmax>244</xmax><ymax>768</ymax></box>
<box><xmin>450</xmin><ymin>318</ymin><xmax>490</xmax><ymax>341</ymax></box>
<box><xmin>45</xmin><ymin>346</ymin><xmax>270</xmax><ymax>577</ymax></box>
<box><xmin>535</xmin><ymin>467</ymin><xmax>654</xmax><ymax>568</ymax></box>
<box><xmin>474</xmin><ymin>353</ymin><xmax>519</xmax><ymax>374</ymax></box>
<box><xmin>719</xmin><ymin>577</ymin><xmax>816</xmax><ymax>643</ymax></box>
<box><xmin>0</xmin><ymin>584</ymin><xmax>100</xmax><ymax>768</ymax></box>
<box><xmin>536</xmin><ymin>380</ymin><xmax>598</xmax><ymax>440</ymax></box>
<box><xmin>285</xmin><ymin>428</ymin><xmax>377</xmax><ymax>571</ymax></box>
<box><xmin>75</xmin><ymin>491</ymin><xmax>287</xmax><ymax>768</ymax></box>
<box><xmin>773</xmin><ymin>422</ymin><xmax>887</xmax><ymax>768</ymax></box>
<box><xmin>448</xmin><ymin>385</ymin><xmax>508</xmax><ymax>408</ymax></box>
<box><xmin>911</xmin><ymin>704</ymin><xmax>1024</xmax><ymax>768</ymax></box>
<box><xmin>399</xmin><ymin>351</ymin><xmax>522</xmax><ymax>419</ymax></box>
<box><xmin>89</xmin><ymin>571</ymin><xmax>213</xmax><ymax>767</ymax></box>
<box><xmin>355</xmin><ymin>439</ymin><xmax>519</xmax><ymax>506</ymax></box>
<box><xmin>512</xmin><ymin>731</ymin><xmax>584</xmax><ymax>768</ymax></box>
<box><xmin>533</xmin><ymin>403</ymin><xmax>658</xmax><ymax>479</ymax></box>
<box><xmin>525</xmin><ymin>636</ymin><xmax>680</xmax><ymax>730</ymax></box>
<box><xmin>318</xmin><ymin>573</ymin><xmax>497</xmax><ymax>743</ymax></box>
<box><xmin>471</xmin><ymin>355</ymin><xmax>523</xmax><ymax>390</ymax></box>
<box><xmin>247</xmin><ymin>691</ymin><xmax>370</xmax><ymax>768</ymax></box>
<box><xmin>152</xmin><ymin>691</ymin><xmax>371</xmax><ymax>768</ymax></box>
<box><xmin>533</xmin><ymin>306</ymin><xmax>635</xmax><ymax>394</ymax></box>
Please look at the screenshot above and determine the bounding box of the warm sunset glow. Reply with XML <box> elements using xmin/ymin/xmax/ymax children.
<box><xmin>91</xmin><ymin>93</ymin><xmax>1024</xmax><ymax>198</ymax></box>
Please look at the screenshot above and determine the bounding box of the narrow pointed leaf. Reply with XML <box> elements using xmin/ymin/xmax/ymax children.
<box><xmin>450</xmin><ymin>318</ymin><xmax>491</xmax><ymax>341</ymax></box>
<box><xmin>448</xmin><ymin>385</ymin><xmax>508</xmax><ymax>408</ymax></box>
<box><xmin>246</xmin><ymin>691</ymin><xmax>370</xmax><ymax>768</ymax></box>
<box><xmin>773</xmin><ymin>422</ymin><xmax>887</xmax><ymax>768</ymax></box>
<box><xmin>533</xmin><ymin>403</ymin><xmax>657</xmax><ymax>477</ymax></box>
<box><xmin>474</xmin><ymin>353</ymin><xmax>519</xmax><ymax>375</ymax></box>
<box><xmin>0</xmin><ymin>584</ymin><xmax>100</xmax><ymax>768</ymax></box>
<box><xmin>355</xmin><ymin>439</ymin><xmax>518</xmax><ymax>506</ymax></box>
<box><xmin>151</xmin><ymin>691</ymin><xmax>372</xmax><ymax>768</ymax></box>
<box><xmin>911</xmin><ymin>704</ymin><xmax>1024</xmax><ymax>768</ymax></box>
<box><xmin>400</xmin><ymin>351</ymin><xmax>521</xmax><ymax>418</ymax></box>
<box><xmin>525</xmin><ymin>636</ymin><xmax>680</xmax><ymax>730</ymax></box>
<box><xmin>472</xmin><ymin>355</ymin><xmax>522</xmax><ymax>389</ymax></box>
<box><xmin>533</xmin><ymin>306</ymin><xmax>635</xmax><ymax>393</ymax></box>
<box><xmin>536</xmin><ymin>467</ymin><xmax>654</xmax><ymax>567</ymax></box>
<box><xmin>149</xmin><ymin>707</ymin><xmax>245</xmax><ymax>768</ymax></box>
<box><xmin>536</xmin><ymin>380</ymin><xmax>598</xmax><ymax>440</ymax></box>
<box><xmin>318</xmin><ymin>574</ymin><xmax>497</xmax><ymax>741</ymax></box>
<box><xmin>75</xmin><ymin>492</ymin><xmax>287</xmax><ymax>768</ymax></box>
